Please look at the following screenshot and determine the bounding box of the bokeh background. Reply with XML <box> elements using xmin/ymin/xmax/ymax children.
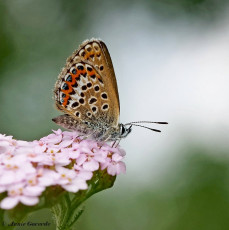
<box><xmin>1</xmin><ymin>0</ymin><xmax>229</xmax><ymax>229</ymax></box>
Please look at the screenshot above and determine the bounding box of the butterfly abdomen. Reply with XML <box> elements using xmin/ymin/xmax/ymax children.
<box><xmin>52</xmin><ymin>114</ymin><xmax>92</xmax><ymax>135</ymax></box>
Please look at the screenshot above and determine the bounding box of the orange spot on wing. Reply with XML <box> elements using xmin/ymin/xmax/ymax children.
<box><xmin>84</xmin><ymin>53</ymin><xmax>89</xmax><ymax>59</ymax></box>
<box><xmin>62</xmin><ymin>95</ymin><xmax>70</xmax><ymax>107</ymax></box>
<box><xmin>85</xmin><ymin>51</ymin><xmax>96</xmax><ymax>59</ymax></box>
<box><xmin>74</xmin><ymin>71</ymin><xmax>81</xmax><ymax>79</ymax></box>
<box><xmin>77</xmin><ymin>69</ymin><xmax>87</xmax><ymax>77</ymax></box>
<box><xmin>88</xmin><ymin>70</ymin><xmax>96</xmax><ymax>76</ymax></box>
<box><xmin>70</xmin><ymin>73</ymin><xmax>77</xmax><ymax>85</ymax></box>
<box><xmin>81</xmin><ymin>69</ymin><xmax>86</xmax><ymax>74</ymax></box>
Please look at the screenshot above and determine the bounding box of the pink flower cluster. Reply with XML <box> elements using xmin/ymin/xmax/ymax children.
<box><xmin>0</xmin><ymin>130</ymin><xmax>126</xmax><ymax>210</ymax></box>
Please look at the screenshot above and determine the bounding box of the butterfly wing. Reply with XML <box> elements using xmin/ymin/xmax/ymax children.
<box><xmin>78</xmin><ymin>39</ymin><xmax>120</xmax><ymax>114</ymax></box>
<box><xmin>54</xmin><ymin>39</ymin><xmax>120</xmax><ymax>129</ymax></box>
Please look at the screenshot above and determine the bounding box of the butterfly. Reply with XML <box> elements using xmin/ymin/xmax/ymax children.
<box><xmin>52</xmin><ymin>38</ymin><xmax>167</xmax><ymax>145</ymax></box>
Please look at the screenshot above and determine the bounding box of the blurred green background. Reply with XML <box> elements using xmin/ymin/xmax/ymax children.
<box><xmin>1</xmin><ymin>0</ymin><xmax>229</xmax><ymax>229</ymax></box>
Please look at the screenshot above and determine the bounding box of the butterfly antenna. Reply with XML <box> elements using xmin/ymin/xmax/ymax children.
<box><xmin>128</xmin><ymin>124</ymin><xmax>161</xmax><ymax>132</ymax></box>
<box><xmin>125</xmin><ymin>121</ymin><xmax>168</xmax><ymax>125</ymax></box>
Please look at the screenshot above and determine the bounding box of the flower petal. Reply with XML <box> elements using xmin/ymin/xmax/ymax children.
<box><xmin>112</xmin><ymin>153</ymin><xmax>123</xmax><ymax>162</ymax></box>
<box><xmin>83</xmin><ymin>160</ymin><xmax>99</xmax><ymax>171</ymax></box>
<box><xmin>62</xmin><ymin>184</ymin><xmax>80</xmax><ymax>193</ymax></box>
<box><xmin>0</xmin><ymin>197</ymin><xmax>19</xmax><ymax>209</ymax></box>
<box><xmin>19</xmin><ymin>196</ymin><xmax>39</xmax><ymax>206</ymax></box>
<box><xmin>23</xmin><ymin>186</ymin><xmax>45</xmax><ymax>196</ymax></box>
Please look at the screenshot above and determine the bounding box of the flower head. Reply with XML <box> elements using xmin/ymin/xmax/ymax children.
<box><xmin>0</xmin><ymin>130</ymin><xmax>126</xmax><ymax>209</ymax></box>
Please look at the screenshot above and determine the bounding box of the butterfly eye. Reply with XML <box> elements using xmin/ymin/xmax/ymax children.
<box><xmin>121</xmin><ymin>125</ymin><xmax>126</xmax><ymax>135</ymax></box>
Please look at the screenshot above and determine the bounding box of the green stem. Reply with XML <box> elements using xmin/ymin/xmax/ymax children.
<box><xmin>52</xmin><ymin>169</ymin><xmax>116</xmax><ymax>230</ymax></box>
<box><xmin>59</xmin><ymin>194</ymin><xmax>73</xmax><ymax>230</ymax></box>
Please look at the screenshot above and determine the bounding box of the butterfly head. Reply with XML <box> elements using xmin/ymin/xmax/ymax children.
<box><xmin>119</xmin><ymin>123</ymin><xmax>132</xmax><ymax>139</ymax></box>
<box><xmin>111</xmin><ymin>121</ymin><xmax>168</xmax><ymax>146</ymax></box>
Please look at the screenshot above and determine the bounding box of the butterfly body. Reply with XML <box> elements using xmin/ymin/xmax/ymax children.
<box><xmin>52</xmin><ymin>114</ymin><xmax>131</xmax><ymax>141</ymax></box>
<box><xmin>53</xmin><ymin>38</ymin><xmax>131</xmax><ymax>142</ymax></box>
<box><xmin>53</xmin><ymin>38</ymin><xmax>167</xmax><ymax>142</ymax></box>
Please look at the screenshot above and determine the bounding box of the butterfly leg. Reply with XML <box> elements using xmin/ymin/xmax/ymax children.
<box><xmin>81</xmin><ymin>130</ymin><xmax>100</xmax><ymax>141</ymax></box>
<box><xmin>73</xmin><ymin>135</ymin><xmax>85</xmax><ymax>144</ymax></box>
<box><xmin>114</xmin><ymin>139</ymin><xmax>121</xmax><ymax>148</ymax></box>
<box><xmin>111</xmin><ymin>139</ymin><xmax>121</xmax><ymax>148</ymax></box>
<box><xmin>103</xmin><ymin>135</ymin><xmax>112</xmax><ymax>142</ymax></box>
<box><xmin>73</xmin><ymin>133</ymin><xmax>93</xmax><ymax>142</ymax></box>
<box><xmin>112</xmin><ymin>141</ymin><xmax>116</xmax><ymax>148</ymax></box>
